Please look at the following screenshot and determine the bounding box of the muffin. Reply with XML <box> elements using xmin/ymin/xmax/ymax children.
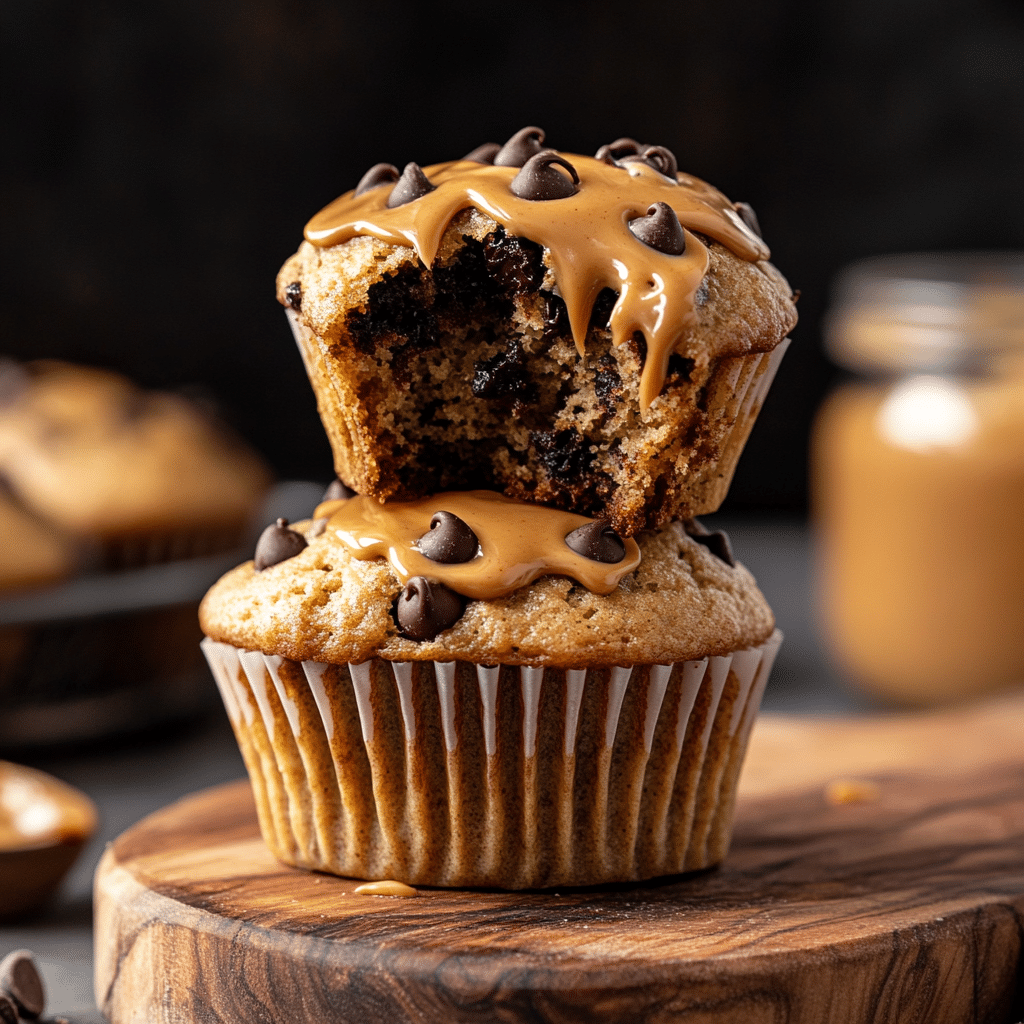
<box><xmin>0</xmin><ymin>360</ymin><xmax>272</xmax><ymax>567</ymax></box>
<box><xmin>278</xmin><ymin>128</ymin><xmax>796</xmax><ymax>535</ymax></box>
<box><xmin>0</xmin><ymin>490</ymin><xmax>76</xmax><ymax>594</ymax></box>
<box><xmin>202</xmin><ymin>127</ymin><xmax>793</xmax><ymax>889</ymax></box>
<box><xmin>200</xmin><ymin>506</ymin><xmax>779</xmax><ymax>888</ymax></box>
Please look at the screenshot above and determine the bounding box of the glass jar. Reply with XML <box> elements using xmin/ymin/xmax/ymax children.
<box><xmin>813</xmin><ymin>252</ymin><xmax>1024</xmax><ymax>706</ymax></box>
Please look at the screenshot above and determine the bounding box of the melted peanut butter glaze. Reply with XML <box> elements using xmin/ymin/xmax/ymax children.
<box><xmin>305</xmin><ymin>155</ymin><xmax>769</xmax><ymax>410</ymax></box>
<box><xmin>353</xmin><ymin>879</ymin><xmax>418</xmax><ymax>897</ymax></box>
<box><xmin>316</xmin><ymin>490</ymin><xmax>642</xmax><ymax>600</ymax></box>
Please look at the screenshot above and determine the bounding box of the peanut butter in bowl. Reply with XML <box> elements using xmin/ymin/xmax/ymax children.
<box><xmin>0</xmin><ymin>760</ymin><xmax>97</xmax><ymax>919</ymax></box>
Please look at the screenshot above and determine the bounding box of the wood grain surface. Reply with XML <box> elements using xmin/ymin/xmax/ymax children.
<box><xmin>94</xmin><ymin>694</ymin><xmax>1024</xmax><ymax>1024</ymax></box>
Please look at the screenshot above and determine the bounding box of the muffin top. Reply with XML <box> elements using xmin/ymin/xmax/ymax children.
<box><xmin>199</xmin><ymin>515</ymin><xmax>775</xmax><ymax>668</ymax></box>
<box><xmin>0</xmin><ymin>360</ymin><xmax>272</xmax><ymax>539</ymax></box>
<box><xmin>287</xmin><ymin>129</ymin><xmax>796</xmax><ymax>410</ymax></box>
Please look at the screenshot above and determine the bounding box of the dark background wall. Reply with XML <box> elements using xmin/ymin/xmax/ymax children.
<box><xmin>3</xmin><ymin>0</ymin><xmax>1023</xmax><ymax>509</ymax></box>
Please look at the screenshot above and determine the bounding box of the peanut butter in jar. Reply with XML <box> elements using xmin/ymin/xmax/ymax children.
<box><xmin>813</xmin><ymin>253</ymin><xmax>1024</xmax><ymax>706</ymax></box>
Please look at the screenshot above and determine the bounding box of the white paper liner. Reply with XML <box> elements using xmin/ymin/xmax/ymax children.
<box><xmin>686</xmin><ymin>339</ymin><xmax>791</xmax><ymax>515</ymax></box>
<box><xmin>202</xmin><ymin>631</ymin><xmax>782</xmax><ymax>889</ymax></box>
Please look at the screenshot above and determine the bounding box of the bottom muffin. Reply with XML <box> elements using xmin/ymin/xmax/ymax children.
<box><xmin>199</xmin><ymin>508</ymin><xmax>778</xmax><ymax>889</ymax></box>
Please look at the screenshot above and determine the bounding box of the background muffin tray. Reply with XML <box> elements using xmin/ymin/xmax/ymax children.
<box><xmin>94</xmin><ymin>694</ymin><xmax>1024</xmax><ymax>1024</ymax></box>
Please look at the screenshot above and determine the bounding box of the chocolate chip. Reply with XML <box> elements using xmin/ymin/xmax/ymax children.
<box><xmin>628</xmin><ymin>203</ymin><xmax>686</xmax><ymax>255</ymax></box>
<box><xmin>308</xmin><ymin>517</ymin><xmax>328</xmax><ymax>538</ymax></box>
<box><xmin>493</xmin><ymin>126</ymin><xmax>546</xmax><ymax>167</ymax></box>
<box><xmin>510</xmin><ymin>151</ymin><xmax>579</xmax><ymax>201</ymax></box>
<box><xmin>0</xmin><ymin>950</ymin><xmax>45</xmax><ymax>1019</ymax></box>
<box><xmin>396</xmin><ymin>577</ymin><xmax>464</xmax><ymax>641</ymax></box>
<box><xmin>463</xmin><ymin>142</ymin><xmax>501</xmax><ymax>163</ymax></box>
<box><xmin>472</xmin><ymin>337</ymin><xmax>536</xmax><ymax>402</ymax></box>
<box><xmin>684</xmin><ymin>518</ymin><xmax>736</xmax><ymax>567</ymax></box>
<box><xmin>565</xmin><ymin>522</ymin><xmax>626</xmax><ymax>564</ymax></box>
<box><xmin>418</xmin><ymin>511</ymin><xmax>479</xmax><ymax>564</ymax></box>
<box><xmin>284</xmin><ymin>282</ymin><xmax>302</xmax><ymax>311</ymax></box>
<box><xmin>594</xmin><ymin>137</ymin><xmax>642</xmax><ymax>163</ymax></box>
<box><xmin>734</xmin><ymin>201</ymin><xmax>762</xmax><ymax>238</ymax></box>
<box><xmin>621</xmin><ymin>144</ymin><xmax>678</xmax><ymax>178</ymax></box>
<box><xmin>323</xmin><ymin>477</ymin><xmax>355</xmax><ymax>502</ymax></box>
<box><xmin>253</xmin><ymin>518</ymin><xmax>308</xmax><ymax>571</ymax></box>
<box><xmin>0</xmin><ymin>994</ymin><xmax>16</xmax><ymax>1024</ymax></box>
<box><xmin>355</xmin><ymin>162</ymin><xmax>400</xmax><ymax>196</ymax></box>
<box><xmin>532</xmin><ymin>429</ymin><xmax>594</xmax><ymax>482</ymax></box>
<box><xmin>387</xmin><ymin>162</ymin><xmax>436</xmax><ymax>208</ymax></box>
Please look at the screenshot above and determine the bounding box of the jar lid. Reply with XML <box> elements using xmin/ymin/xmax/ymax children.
<box><xmin>826</xmin><ymin>252</ymin><xmax>1024</xmax><ymax>373</ymax></box>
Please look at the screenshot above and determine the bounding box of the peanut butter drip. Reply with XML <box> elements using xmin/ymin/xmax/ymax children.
<box><xmin>317</xmin><ymin>490</ymin><xmax>641</xmax><ymax>600</ymax></box>
<box><xmin>304</xmin><ymin>155</ymin><xmax>769</xmax><ymax>410</ymax></box>
<box><xmin>353</xmin><ymin>880</ymin><xmax>418</xmax><ymax>897</ymax></box>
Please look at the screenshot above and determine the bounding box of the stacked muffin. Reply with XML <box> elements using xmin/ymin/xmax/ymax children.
<box><xmin>200</xmin><ymin>128</ymin><xmax>797</xmax><ymax>888</ymax></box>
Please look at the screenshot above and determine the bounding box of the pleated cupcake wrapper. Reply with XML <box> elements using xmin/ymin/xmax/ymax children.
<box><xmin>685</xmin><ymin>339</ymin><xmax>791</xmax><ymax>515</ymax></box>
<box><xmin>202</xmin><ymin>632</ymin><xmax>781</xmax><ymax>889</ymax></box>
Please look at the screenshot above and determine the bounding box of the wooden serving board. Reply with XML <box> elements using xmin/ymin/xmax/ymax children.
<box><xmin>95</xmin><ymin>695</ymin><xmax>1024</xmax><ymax>1024</ymax></box>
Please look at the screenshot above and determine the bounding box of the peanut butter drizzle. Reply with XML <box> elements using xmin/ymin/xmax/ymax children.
<box><xmin>304</xmin><ymin>155</ymin><xmax>769</xmax><ymax>411</ymax></box>
<box><xmin>316</xmin><ymin>490</ymin><xmax>641</xmax><ymax>600</ymax></box>
<box><xmin>353</xmin><ymin>879</ymin><xmax>418</xmax><ymax>897</ymax></box>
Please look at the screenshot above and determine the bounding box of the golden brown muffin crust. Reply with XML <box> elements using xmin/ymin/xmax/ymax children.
<box><xmin>200</xmin><ymin>518</ymin><xmax>775</xmax><ymax>668</ymax></box>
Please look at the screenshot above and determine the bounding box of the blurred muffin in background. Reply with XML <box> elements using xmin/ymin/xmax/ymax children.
<box><xmin>0</xmin><ymin>360</ymin><xmax>273</xmax><ymax>568</ymax></box>
<box><xmin>0</xmin><ymin>490</ymin><xmax>76</xmax><ymax>594</ymax></box>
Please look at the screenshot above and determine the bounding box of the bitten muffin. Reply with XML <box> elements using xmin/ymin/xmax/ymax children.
<box><xmin>278</xmin><ymin>128</ymin><xmax>797</xmax><ymax>535</ymax></box>
<box><xmin>0</xmin><ymin>360</ymin><xmax>272</xmax><ymax>566</ymax></box>
<box><xmin>200</xmin><ymin>505</ymin><xmax>779</xmax><ymax>889</ymax></box>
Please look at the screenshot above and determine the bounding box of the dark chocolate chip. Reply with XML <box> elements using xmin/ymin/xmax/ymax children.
<box><xmin>284</xmin><ymin>282</ymin><xmax>302</xmax><ymax>311</ymax></box>
<box><xmin>594</xmin><ymin>137</ymin><xmax>642</xmax><ymax>163</ymax></box>
<box><xmin>387</xmin><ymin>162</ymin><xmax>436</xmax><ymax>208</ymax></box>
<box><xmin>418</xmin><ymin>511</ymin><xmax>479</xmax><ymax>564</ymax></box>
<box><xmin>0</xmin><ymin>994</ymin><xmax>16</xmax><ymax>1024</ymax></box>
<box><xmin>493</xmin><ymin>126</ymin><xmax>546</xmax><ymax>167</ymax></box>
<box><xmin>254</xmin><ymin>518</ymin><xmax>308</xmax><ymax>571</ymax></box>
<box><xmin>565</xmin><ymin>522</ymin><xmax>626</xmax><ymax>564</ymax></box>
<box><xmin>0</xmin><ymin>950</ymin><xmax>45</xmax><ymax>1019</ymax></box>
<box><xmin>472</xmin><ymin>337</ymin><xmax>536</xmax><ymax>402</ymax></box>
<box><xmin>323</xmin><ymin>477</ymin><xmax>355</xmax><ymax>502</ymax></box>
<box><xmin>396</xmin><ymin>577</ymin><xmax>464</xmax><ymax>641</ymax></box>
<box><xmin>594</xmin><ymin>353</ymin><xmax>623</xmax><ymax>412</ymax></box>
<box><xmin>355</xmin><ymin>162</ymin><xmax>400</xmax><ymax>196</ymax></box>
<box><xmin>510</xmin><ymin>151</ymin><xmax>579</xmax><ymax>201</ymax></box>
<box><xmin>622</xmin><ymin>144</ymin><xmax>678</xmax><ymax>178</ymax></box>
<box><xmin>532</xmin><ymin>428</ymin><xmax>594</xmax><ymax>482</ymax></box>
<box><xmin>684</xmin><ymin>518</ymin><xmax>736</xmax><ymax>567</ymax></box>
<box><xmin>628</xmin><ymin>202</ymin><xmax>686</xmax><ymax>255</ymax></box>
<box><xmin>734</xmin><ymin>201</ymin><xmax>762</xmax><ymax>238</ymax></box>
<box><xmin>463</xmin><ymin>142</ymin><xmax>501</xmax><ymax>163</ymax></box>
<box><xmin>482</xmin><ymin>230</ymin><xmax>545</xmax><ymax>293</ymax></box>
